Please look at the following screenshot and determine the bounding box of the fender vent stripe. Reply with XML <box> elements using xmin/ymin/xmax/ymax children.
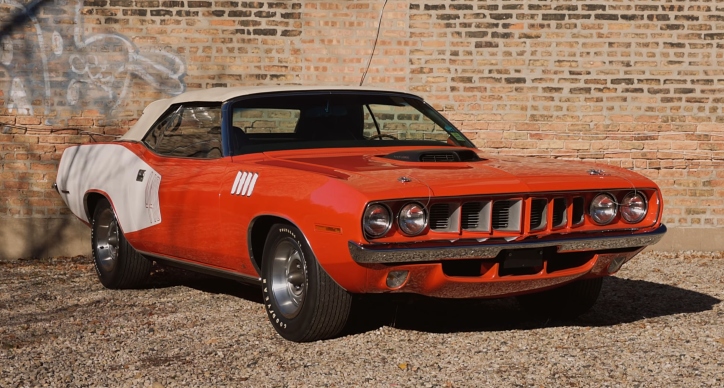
<box><xmin>231</xmin><ymin>171</ymin><xmax>259</xmax><ymax>197</ymax></box>
<box><xmin>230</xmin><ymin>171</ymin><xmax>243</xmax><ymax>194</ymax></box>
<box><xmin>240</xmin><ymin>173</ymin><xmax>254</xmax><ymax>195</ymax></box>
<box><xmin>236</xmin><ymin>172</ymin><xmax>249</xmax><ymax>195</ymax></box>
<box><xmin>246</xmin><ymin>173</ymin><xmax>259</xmax><ymax>197</ymax></box>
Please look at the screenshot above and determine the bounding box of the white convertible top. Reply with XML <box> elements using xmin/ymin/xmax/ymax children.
<box><xmin>121</xmin><ymin>86</ymin><xmax>416</xmax><ymax>141</ymax></box>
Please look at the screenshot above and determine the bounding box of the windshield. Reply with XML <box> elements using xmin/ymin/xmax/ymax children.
<box><xmin>226</xmin><ymin>92</ymin><xmax>474</xmax><ymax>155</ymax></box>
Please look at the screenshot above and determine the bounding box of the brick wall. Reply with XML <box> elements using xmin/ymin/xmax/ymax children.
<box><xmin>1</xmin><ymin>0</ymin><xmax>723</xmax><ymax>257</ymax></box>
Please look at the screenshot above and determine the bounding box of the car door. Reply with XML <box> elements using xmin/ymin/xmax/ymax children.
<box><xmin>134</xmin><ymin>103</ymin><xmax>230</xmax><ymax>267</ymax></box>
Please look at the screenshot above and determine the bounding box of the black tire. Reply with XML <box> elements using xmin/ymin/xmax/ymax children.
<box><xmin>261</xmin><ymin>223</ymin><xmax>352</xmax><ymax>342</ymax></box>
<box><xmin>517</xmin><ymin>277</ymin><xmax>603</xmax><ymax>319</ymax></box>
<box><xmin>91</xmin><ymin>198</ymin><xmax>151</xmax><ymax>289</ymax></box>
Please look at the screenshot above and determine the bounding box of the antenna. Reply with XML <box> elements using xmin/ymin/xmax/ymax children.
<box><xmin>360</xmin><ymin>0</ymin><xmax>389</xmax><ymax>86</ymax></box>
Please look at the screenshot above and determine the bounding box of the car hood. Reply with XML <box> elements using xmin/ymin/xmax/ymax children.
<box><xmin>260</xmin><ymin>147</ymin><xmax>656</xmax><ymax>198</ymax></box>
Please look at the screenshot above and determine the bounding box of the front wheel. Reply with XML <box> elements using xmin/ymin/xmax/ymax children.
<box><xmin>261</xmin><ymin>224</ymin><xmax>352</xmax><ymax>342</ymax></box>
<box><xmin>91</xmin><ymin>198</ymin><xmax>151</xmax><ymax>289</ymax></box>
<box><xmin>517</xmin><ymin>277</ymin><xmax>603</xmax><ymax>319</ymax></box>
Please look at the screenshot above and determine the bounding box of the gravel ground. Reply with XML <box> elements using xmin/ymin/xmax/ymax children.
<box><xmin>1</xmin><ymin>251</ymin><xmax>722</xmax><ymax>387</ymax></box>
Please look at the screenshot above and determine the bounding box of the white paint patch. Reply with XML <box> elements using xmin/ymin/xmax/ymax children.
<box><xmin>8</xmin><ymin>78</ymin><xmax>32</xmax><ymax>115</ymax></box>
<box><xmin>66</xmin><ymin>79</ymin><xmax>80</xmax><ymax>106</ymax></box>
<box><xmin>0</xmin><ymin>36</ymin><xmax>12</xmax><ymax>66</ymax></box>
<box><xmin>56</xmin><ymin>144</ymin><xmax>162</xmax><ymax>233</ymax></box>
<box><xmin>51</xmin><ymin>31</ymin><xmax>64</xmax><ymax>56</ymax></box>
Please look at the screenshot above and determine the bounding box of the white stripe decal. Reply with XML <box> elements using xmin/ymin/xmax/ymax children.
<box><xmin>235</xmin><ymin>172</ymin><xmax>248</xmax><ymax>195</ymax></box>
<box><xmin>230</xmin><ymin>171</ymin><xmax>242</xmax><ymax>194</ymax></box>
<box><xmin>246</xmin><ymin>173</ymin><xmax>259</xmax><ymax>197</ymax></box>
<box><xmin>240</xmin><ymin>172</ymin><xmax>254</xmax><ymax>196</ymax></box>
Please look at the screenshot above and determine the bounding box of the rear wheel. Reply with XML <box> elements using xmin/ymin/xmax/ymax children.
<box><xmin>261</xmin><ymin>223</ymin><xmax>352</xmax><ymax>342</ymax></box>
<box><xmin>91</xmin><ymin>198</ymin><xmax>151</xmax><ymax>289</ymax></box>
<box><xmin>517</xmin><ymin>277</ymin><xmax>603</xmax><ymax>319</ymax></box>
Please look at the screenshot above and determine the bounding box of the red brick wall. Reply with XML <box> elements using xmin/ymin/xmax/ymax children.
<box><xmin>1</xmin><ymin>0</ymin><xmax>723</xmax><ymax>255</ymax></box>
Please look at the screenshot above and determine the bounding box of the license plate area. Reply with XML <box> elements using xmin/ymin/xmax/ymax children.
<box><xmin>498</xmin><ymin>248</ymin><xmax>545</xmax><ymax>276</ymax></box>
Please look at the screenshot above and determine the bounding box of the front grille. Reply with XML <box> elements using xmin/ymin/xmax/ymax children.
<box><xmin>461</xmin><ymin>201</ymin><xmax>490</xmax><ymax>231</ymax></box>
<box><xmin>461</xmin><ymin>202</ymin><xmax>482</xmax><ymax>229</ymax></box>
<box><xmin>492</xmin><ymin>201</ymin><xmax>511</xmax><ymax>229</ymax></box>
<box><xmin>425</xmin><ymin>197</ymin><xmax>566</xmax><ymax>236</ymax></box>
<box><xmin>429</xmin><ymin>203</ymin><xmax>452</xmax><ymax>231</ymax></box>
<box><xmin>572</xmin><ymin>196</ymin><xmax>585</xmax><ymax>225</ymax></box>
<box><xmin>492</xmin><ymin>200</ymin><xmax>521</xmax><ymax>231</ymax></box>
<box><xmin>404</xmin><ymin>190</ymin><xmax>652</xmax><ymax>239</ymax></box>
<box><xmin>420</xmin><ymin>153</ymin><xmax>456</xmax><ymax>162</ymax></box>
<box><xmin>552</xmin><ymin>198</ymin><xmax>567</xmax><ymax>228</ymax></box>
<box><xmin>529</xmin><ymin>198</ymin><xmax>547</xmax><ymax>230</ymax></box>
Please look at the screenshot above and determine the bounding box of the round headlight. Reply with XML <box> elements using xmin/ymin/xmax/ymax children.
<box><xmin>398</xmin><ymin>202</ymin><xmax>428</xmax><ymax>236</ymax></box>
<box><xmin>589</xmin><ymin>193</ymin><xmax>617</xmax><ymax>225</ymax></box>
<box><xmin>363</xmin><ymin>204</ymin><xmax>392</xmax><ymax>238</ymax></box>
<box><xmin>621</xmin><ymin>191</ymin><xmax>647</xmax><ymax>223</ymax></box>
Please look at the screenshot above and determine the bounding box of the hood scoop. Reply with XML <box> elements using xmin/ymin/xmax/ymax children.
<box><xmin>382</xmin><ymin>149</ymin><xmax>483</xmax><ymax>163</ymax></box>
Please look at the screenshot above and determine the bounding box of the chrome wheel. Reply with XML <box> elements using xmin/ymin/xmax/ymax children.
<box><xmin>94</xmin><ymin>207</ymin><xmax>119</xmax><ymax>273</ymax></box>
<box><xmin>261</xmin><ymin>223</ymin><xmax>353</xmax><ymax>341</ymax></box>
<box><xmin>270</xmin><ymin>238</ymin><xmax>308</xmax><ymax>319</ymax></box>
<box><xmin>90</xmin><ymin>198</ymin><xmax>151</xmax><ymax>289</ymax></box>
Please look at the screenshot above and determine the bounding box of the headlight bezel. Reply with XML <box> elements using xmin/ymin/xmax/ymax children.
<box><xmin>620</xmin><ymin>191</ymin><xmax>648</xmax><ymax>223</ymax></box>
<box><xmin>362</xmin><ymin>203</ymin><xmax>393</xmax><ymax>238</ymax></box>
<box><xmin>397</xmin><ymin>202</ymin><xmax>428</xmax><ymax>236</ymax></box>
<box><xmin>589</xmin><ymin>192</ymin><xmax>618</xmax><ymax>225</ymax></box>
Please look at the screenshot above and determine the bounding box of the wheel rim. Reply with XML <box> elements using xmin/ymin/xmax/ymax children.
<box><xmin>95</xmin><ymin>208</ymin><xmax>120</xmax><ymax>273</ymax></box>
<box><xmin>270</xmin><ymin>238</ymin><xmax>307</xmax><ymax>319</ymax></box>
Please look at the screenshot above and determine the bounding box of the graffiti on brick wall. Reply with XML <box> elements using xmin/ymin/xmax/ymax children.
<box><xmin>0</xmin><ymin>0</ymin><xmax>185</xmax><ymax>120</ymax></box>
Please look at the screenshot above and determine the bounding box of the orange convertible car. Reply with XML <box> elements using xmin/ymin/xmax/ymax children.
<box><xmin>56</xmin><ymin>86</ymin><xmax>666</xmax><ymax>341</ymax></box>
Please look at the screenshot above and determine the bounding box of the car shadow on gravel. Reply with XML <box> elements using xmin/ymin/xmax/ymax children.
<box><xmin>343</xmin><ymin>276</ymin><xmax>721</xmax><ymax>335</ymax></box>
<box><xmin>143</xmin><ymin>266</ymin><xmax>720</xmax><ymax>336</ymax></box>
<box><xmin>145</xmin><ymin>264</ymin><xmax>263</xmax><ymax>303</ymax></box>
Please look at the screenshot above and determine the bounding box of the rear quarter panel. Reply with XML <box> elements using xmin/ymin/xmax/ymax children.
<box><xmin>56</xmin><ymin>143</ymin><xmax>161</xmax><ymax>233</ymax></box>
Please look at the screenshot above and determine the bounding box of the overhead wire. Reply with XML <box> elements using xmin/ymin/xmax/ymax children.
<box><xmin>360</xmin><ymin>0</ymin><xmax>388</xmax><ymax>86</ymax></box>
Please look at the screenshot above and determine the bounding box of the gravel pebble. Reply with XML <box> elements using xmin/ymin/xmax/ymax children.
<box><xmin>1</xmin><ymin>251</ymin><xmax>722</xmax><ymax>387</ymax></box>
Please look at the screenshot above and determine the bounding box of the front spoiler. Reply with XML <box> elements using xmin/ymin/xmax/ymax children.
<box><xmin>348</xmin><ymin>224</ymin><xmax>667</xmax><ymax>264</ymax></box>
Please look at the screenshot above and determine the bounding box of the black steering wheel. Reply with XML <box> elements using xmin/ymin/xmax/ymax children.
<box><xmin>367</xmin><ymin>133</ymin><xmax>398</xmax><ymax>140</ymax></box>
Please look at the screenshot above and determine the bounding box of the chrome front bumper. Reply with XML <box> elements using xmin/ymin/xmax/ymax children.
<box><xmin>348</xmin><ymin>224</ymin><xmax>667</xmax><ymax>264</ymax></box>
